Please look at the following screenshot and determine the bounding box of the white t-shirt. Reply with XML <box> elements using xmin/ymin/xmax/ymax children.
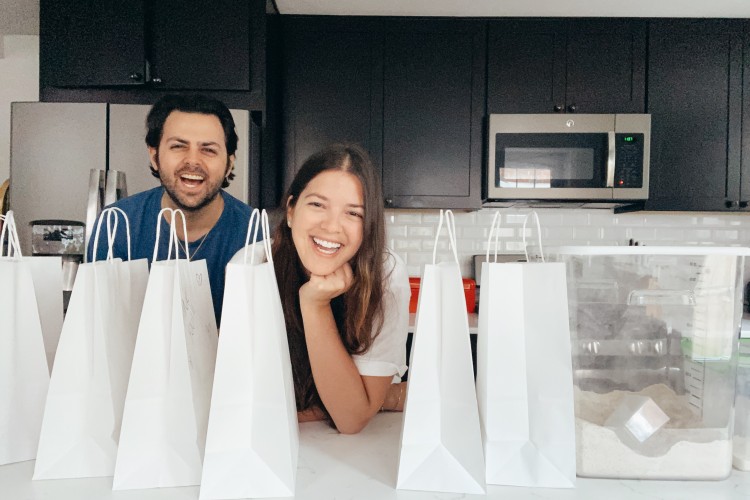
<box><xmin>351</xmin><ymin>251</ymin><xmax>410</xmax><ymax>383</ymax></box>
<box><xmin>230</xmin><ymin>245</ymin><xmax>410</xmax><ymax>383</ymax></box>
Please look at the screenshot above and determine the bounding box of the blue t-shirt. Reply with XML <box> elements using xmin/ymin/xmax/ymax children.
<box><xmin>87</xmin><ymin>187</ymin><xmax>255</xmax><ymax>325</ymax></box>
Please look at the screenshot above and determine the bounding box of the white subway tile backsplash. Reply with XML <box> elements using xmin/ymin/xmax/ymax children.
<box><xmin>386</xmin><ymin>225</ymin><xmax>407</xmax><ymax>239</ymax></box>
<box><xmin>394</xmin><ymin>239</ymin><xmax>422</xmax><ymax>251</ymax></box>
<box><xmin>384</xmin><ymin>207</ymin><xmax>750</xmax><ymax>279</ymax></box>
<box><xmin>684</xmin><ymin>229</ymin><xmax>712</xmax><ymax>241</ymax></box>
<box><xmin>408</xmin><ymin>226</ymin><xmax>434</xmax><ymax>238</ymax></box>
<box><xmin>713</xmin><ymin>229</ymin><xmax>740</xmax><ymax>241</ymax></box>
<box><xmin>459</xmin><ymin>225</ymin><xmax>490</xmax><ymax>239</ymax></box>
<box><xmin>394</xmin><ymin>212</ymin><xmax>423</xmax><ymax>224</ymax></box>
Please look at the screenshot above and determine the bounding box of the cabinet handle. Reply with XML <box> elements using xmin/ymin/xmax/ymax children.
<box><xmin>567</xmin><ymin>104</ymin><xmax>577</xmax><ymax>113</ymax></box>
<box><xmin>740</xmin><ymin>201</ymin><xmax>749</xmax><ymax>209</ymax></box>
<box><xmin>129</xmin><ymin>72</ymin><xmax>143</xmax><ymax>81</ymax></box>
<box><xmin>151</xmin><ymin>77</ymin><xmax>163</xmax><ymax>84</ymax></box>
<box><xmin>726</xmin><ymin>200</ymin><xmax>739</xmax><ymax>209</ymax></box>
<box><xmin>384</xmin><ymin>198</ymin><xmax>393</xmax><ymax>207</ymax></box>
<box><xmin>553</xmin><ymin>105</ymin><xmax>563</xmax><ymax>113</ymax></box>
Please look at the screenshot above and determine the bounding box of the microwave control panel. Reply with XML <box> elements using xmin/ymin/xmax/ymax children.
<box><xmin>614</xmin><ymin>133</ymin><xmax>645</xmax><ymax>188</ymax></box>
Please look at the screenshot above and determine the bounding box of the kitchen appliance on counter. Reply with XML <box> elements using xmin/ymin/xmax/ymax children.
<box><xmin>551</xmin><ymin>246</ymin><xmax>748</xmax><ymax>480</ymax></box>
<box><xmin>486</xmin><ymin>114</ymin><xmax>650</xmax><ymax>204</ymax></box>
<box><xmin>9</xmin><ymin>102</ymin><xmax>252</xmax><ymax>257</ymax></box>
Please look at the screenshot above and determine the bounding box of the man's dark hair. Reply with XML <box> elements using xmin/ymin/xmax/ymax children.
<box><xmin>145</xmin><ymin>94</ymin><xmax>238</xmax><ymax>187</ymax></box>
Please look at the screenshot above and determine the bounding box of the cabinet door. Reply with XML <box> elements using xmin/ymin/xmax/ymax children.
<box><xmin>566</xmin><ymin>20</ymin><xmax>646</xmax><ymax>114</ymax></box>
<box><xmin>40</xmin><ymin>0</ymin><xmax>146</xmax><ymax>87</ymax></box>
<box><xmin>383</xmin><ymin>19</ymin><xmax>485</xmax><ymax>209</ymax></box>
<box><xmin>646</xmin><ymin>20</ymin><xmax>744</xmax><ymax>211</ymax></box>
<box><xmin>488</xmin><ymin>20</ymin><xmax>566</xmax><ymax>114</ymax></box>
<box><xmin>487</xmin><ymin>19</ymin><xmax>645</xmax><ymax>114</ymax></box>
<box><xmin>149</xmin><ymin>0</ymin><xmax>252</xmax><ymax>90</ymax></box>
<box><xmin>281</xmin><ymin>17</ymin><xmax>383</xmax><ymax>188</ymax></box>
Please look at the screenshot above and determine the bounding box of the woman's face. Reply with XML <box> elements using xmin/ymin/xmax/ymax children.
<box><xmin>287</xmin><ymin>170</ymin><xmax>365</xmax><ymax>276</ymax></box>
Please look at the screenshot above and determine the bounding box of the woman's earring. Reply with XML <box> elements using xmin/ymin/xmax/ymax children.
<box><xmin>287</xmin><ymin>218</ymin><xmax>291</xmax><ymax>227</ymax></box>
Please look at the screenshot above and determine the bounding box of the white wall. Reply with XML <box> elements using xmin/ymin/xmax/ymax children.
<box><xmin>0</xmin><ymin>35</ymin><xmax>39</xmax><ymax>185</ymax></box>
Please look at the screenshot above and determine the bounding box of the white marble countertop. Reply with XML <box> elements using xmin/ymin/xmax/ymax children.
<box><xmin>1</xmin><ymin>412</ymin><xmax>748</xmax><ymax>500</ymax></box>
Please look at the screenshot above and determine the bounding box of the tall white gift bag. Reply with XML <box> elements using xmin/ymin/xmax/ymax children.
<box><xmin>33</xmin><ymin>208</ymin><xmax>149</xmax><ymax>479</ymax></box>
<box><xmin>396</xmin><ymin>210</ymin><xmax>485</xmax><ymax>494</ymax></box>
<box><xmin>113</xmin><ymin>208</ymin><xmax>219</xmax><ymax>490</ymax></box>
<box><xmin>476</xmin><ymin>211</ymin><xmax>576</xmax><ymax>488</ymax></box>
<box><xmin>200</xmin><ymin>209</ymin><xmax>298</xmax><ymax>499</ymax></box>
<box><xmin>0</xmin><ymin>212</ymin><xmax>57</xmax><ymax>465</ymax></box>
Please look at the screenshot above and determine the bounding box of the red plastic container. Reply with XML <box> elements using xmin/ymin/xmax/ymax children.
<box><xmin>409</xmin><ymin>276</ymin><xmax>476</xmax><ymax>313</ymax></box>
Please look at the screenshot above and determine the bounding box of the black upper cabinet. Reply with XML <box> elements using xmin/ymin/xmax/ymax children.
<box><xmin>281</xmin><ymin>17</ymin><xmax>485</xmax><ymax>209</ymax></box>
<box><xmin>382</xmin><ymin>19</ymin><xmax>485</xmax><ymax>209</ymax></box>
<box><xmin>40</xmin><ymin>0</ymin><xmax>261</xmax><ymax>92</ymax></box>
<box><xmin>488</xmin><ymin>19</ymin><xmax>646</xmax><ymax>114</ymax></box>
<box><xmin>40</xmin><ymin>0</ymin><xmax>146</xmax><ymax>87</ymax></box>
<box><xmin>646</xmin><ymin>20</ymin><xmax>745</xmax><ymax>211</ymax></box>
<box><xmin>282</xmin><ymin>17</ymin><xmax>383</xmax><ymax>184</ymax></box>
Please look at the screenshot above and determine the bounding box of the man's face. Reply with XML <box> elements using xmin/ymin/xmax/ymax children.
<box><xmin>149</xmin><ymin>111</ymin><xmax>233</xmax><ymax>212</ymax></box>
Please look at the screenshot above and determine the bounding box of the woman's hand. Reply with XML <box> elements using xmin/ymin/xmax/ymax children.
<box><xmin>299</xmin><ymin>262</ymin><xmax>353</xmax><ymax>306</ymax></box>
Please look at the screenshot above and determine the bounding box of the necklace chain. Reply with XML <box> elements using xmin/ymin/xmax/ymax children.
<box><xmin>178</xmin><ymin>225</ymin><xmax>212</xmax><ymax>260</ymax></box>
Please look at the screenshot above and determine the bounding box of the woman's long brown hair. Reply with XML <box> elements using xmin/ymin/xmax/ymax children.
<box><xmin>272</xmin><ymin>144</ymin><xmax>386</xmax><ymax>421</ymax></box>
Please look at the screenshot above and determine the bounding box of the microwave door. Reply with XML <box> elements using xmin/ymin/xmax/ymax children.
<box><xmin>489</xmin><ymin>131</ymin><xmax>615</xmax><ymax>200</ymax></box>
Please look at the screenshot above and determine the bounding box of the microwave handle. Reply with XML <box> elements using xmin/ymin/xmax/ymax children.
<box><xmin>606</xmin><ymin>131</ymin><xmax>616</xmax><ymax>188</ymax></box>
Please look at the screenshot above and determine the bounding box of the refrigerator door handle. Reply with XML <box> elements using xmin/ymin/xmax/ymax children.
<box><xmin>85</xmin><ymin>169</ymin><xmax>106</xmax><ymax>262</ymax></box>
<box><xmin>104</xmin><ymin>170</ymin><xmax>128</xmax><ymax>206</ymax></box>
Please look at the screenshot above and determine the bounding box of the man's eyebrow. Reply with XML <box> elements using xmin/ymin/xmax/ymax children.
<box><xmin>163</xmin><ymin>137</ymin><xmax>221</xmax><ymax>148</ymax></box>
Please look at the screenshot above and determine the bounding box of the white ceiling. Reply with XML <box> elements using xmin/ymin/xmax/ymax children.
<box><xmin>274</xmin><ymin>0</ymin><xmax>750</xmax><ymax>18</ymax></box>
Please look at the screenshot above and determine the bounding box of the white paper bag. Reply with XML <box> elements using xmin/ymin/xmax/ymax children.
<box><xmin>0</xmin><ymin>212</ymin><xmax>53</xmax><ymax>465</ymax></box>
<box><xmin>25</xmin><ymin>257</ymin><xmax>64</xmax><ymax>373</ymax></box>
<box><xmin>200</xmin><ymin>209</ymin><xmax>298</xmax><ymax>499</ymax></box>
<box><xmin>33</xmin><ymin>208</ymin><xmax>148</xmax><ymax>479</ymax></box>
<box><xmin>397</xmin><ymin>210</ymin><xmax>485</xmax><ymax>494</ymax></box>
<box><xmin>476</xmin><ymin>211</ymin><xmax>576</xmax><ymax>488</ymax></box>
<box><xmin>113</xmin><ymin>208</ymin><xmax>218</xmax><ymax>490</ymax></box>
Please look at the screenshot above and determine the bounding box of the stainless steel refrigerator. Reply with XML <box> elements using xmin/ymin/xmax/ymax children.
<box><xmin>9</xmin><ymin>102</ymin><xmax>250</xmax><ymax>256</ymax></box>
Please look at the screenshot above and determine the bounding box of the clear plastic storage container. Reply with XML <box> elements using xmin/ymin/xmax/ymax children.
<box><xmin>552</xmin><ymin>246</ymin><xmax>748</xmax><ymax>480</ymax></box>
<box><xmin>735</xmin><ymin>317</ymin><xmax>750</xmax><ymax>471</ymax></box>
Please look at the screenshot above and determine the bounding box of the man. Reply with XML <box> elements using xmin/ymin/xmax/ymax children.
<box><xmin>87</xmin><ymin>94</ymin><xmax>254</xmax><ymax>325</ymax></box>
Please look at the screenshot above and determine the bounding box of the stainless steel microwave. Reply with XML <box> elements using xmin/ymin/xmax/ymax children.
<box><xmin>486</xmin><ymin>114</ymin><xmax>651</xmax><ymax>201</ymax></box>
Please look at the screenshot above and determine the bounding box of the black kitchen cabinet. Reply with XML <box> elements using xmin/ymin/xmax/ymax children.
<box><xmin>281</xmin><ymin>17</ymin><xmax>383</xmax><ymax>188</ymax></box>
<box><xmin>382</xmin><ymin>19</ymin><xmax>485</xmax><ymax>208</ymax></box>
<box><xmin>487</xmin><ymin>19</ymin><xmax>646</xmax><ymax>114</ymax></box>
<box><xmin>646</xmin><ymin>20</ymin><xmax>746</xmax><ymax>211</ymax></box>
<box><xmin>281</xmin><ymin>17</ymin><xmax>484</xmax><ymax>209</ymax></box>
<box><xmin>40</xmin><ymin>0</ymin><xmax>264</xmax><ymax>92</ymax></box>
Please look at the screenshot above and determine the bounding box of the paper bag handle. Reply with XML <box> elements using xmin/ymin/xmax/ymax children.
<box><xmin>92</xmin><ymin>207</ymin><xmax>132</xmax><ymax>262</ymax></box>
<box><xmin>153</xmin><ymin>208</ymin><xmax>190</xmax><ymax>262</ymax></box>
<box><xmin>242</xmin><ymin>208</ymin><xmax>273</xmax><ymax>265</ymax></box>
<box><xmin>485</xmin><ymin>210</ymin><xmax>502</xmax><ymax>263</ymax></box>
<box><xmin>432</xmin><ymin>209</ymin><xmax>459</xmax><ymax>265</ymax></box>
<box><xmin>522</xmin><ymin>211</ymin><xmax>545</xmax><ymax>263</ymax></box>
<box><xmin>0</xmin><ymin>211</ymin><xmax>22</xmax><ymax>258</ymax></box>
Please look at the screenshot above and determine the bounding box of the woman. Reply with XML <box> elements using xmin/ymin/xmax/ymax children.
<box><xmin>273</xmin><ymin>143</ymin><xmax>409</xmax><ymax>434</ymax></box>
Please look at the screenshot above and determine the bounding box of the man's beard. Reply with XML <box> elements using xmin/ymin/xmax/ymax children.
<box><xmin>156</xmin><ymin>157</ymin><xmax>226</xmax><ymax>212</ymax></box>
